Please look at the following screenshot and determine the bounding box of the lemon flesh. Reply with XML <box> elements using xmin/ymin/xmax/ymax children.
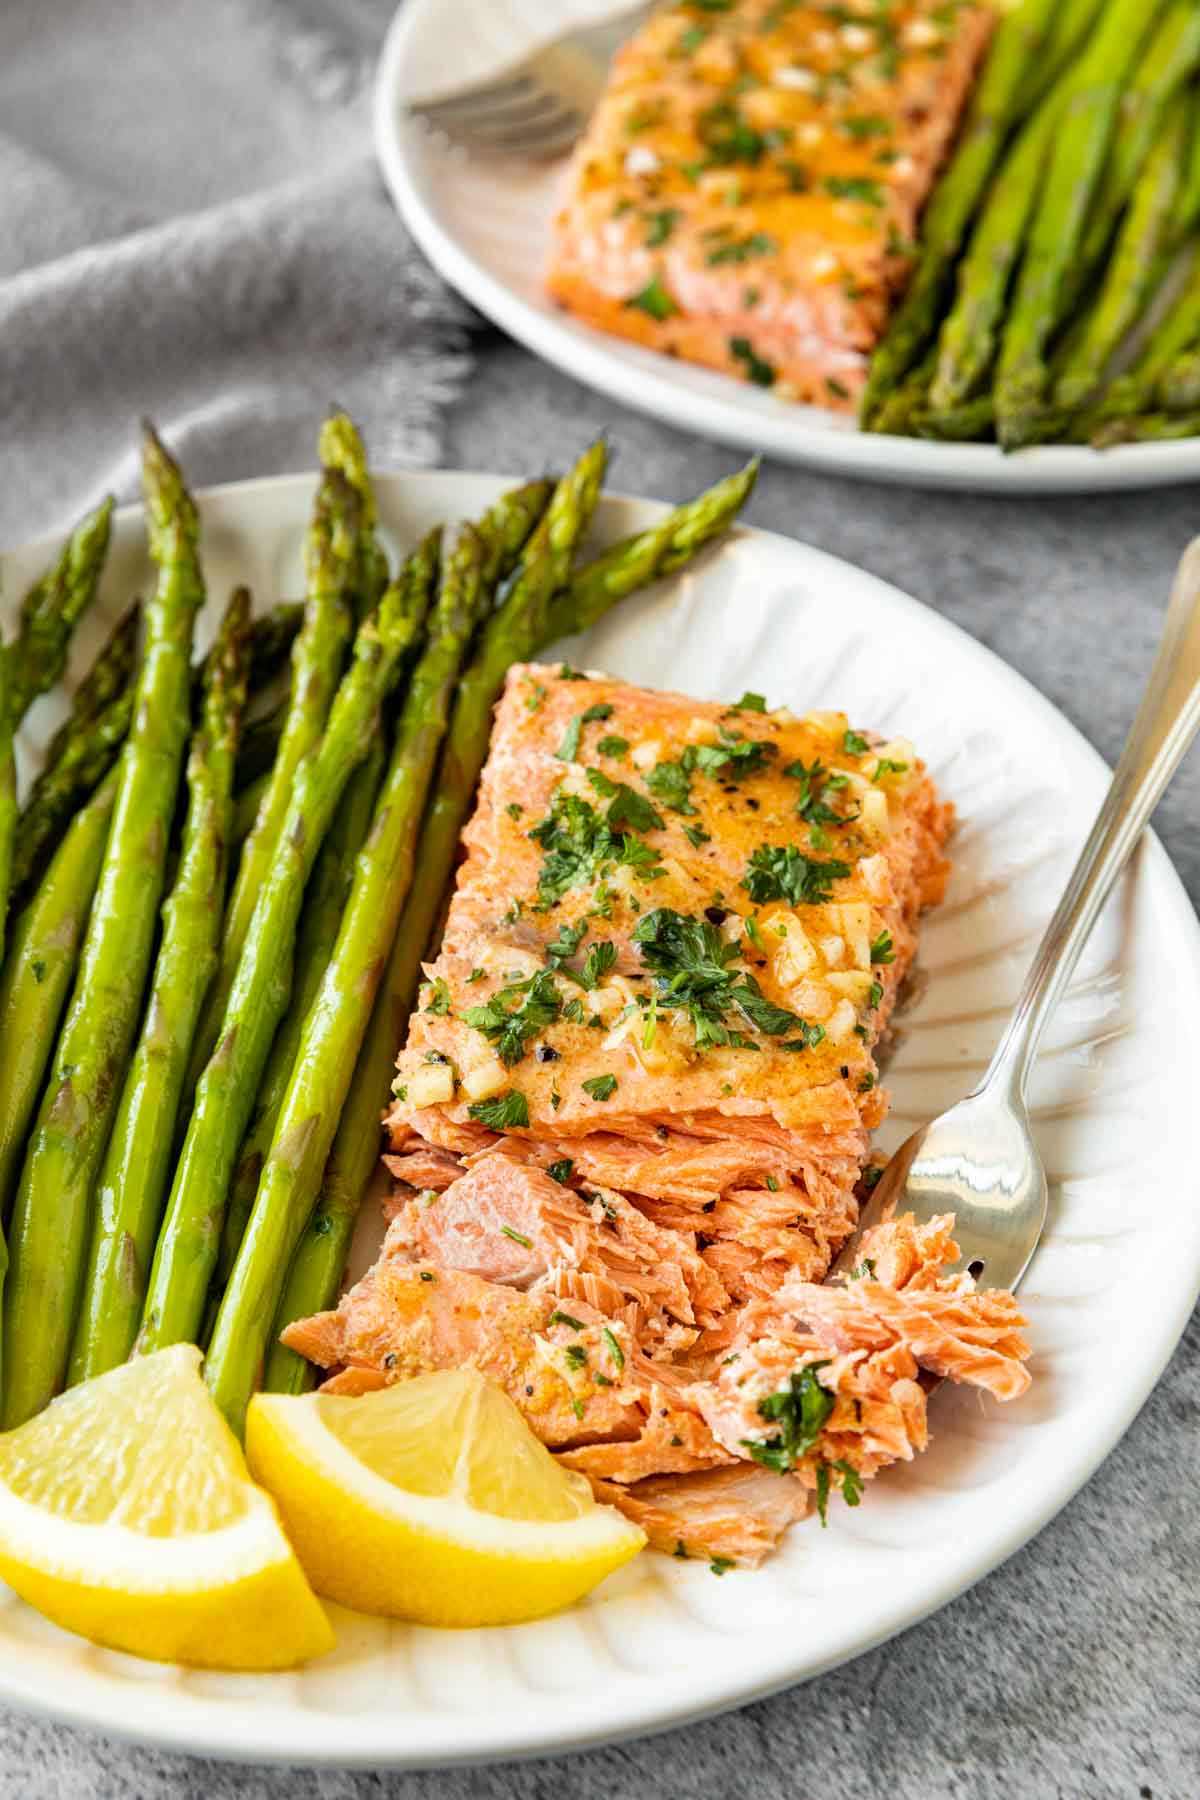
<box><xmin>247</xmin><ymin>1367</ymin><xmax>645</xmax><ymax>1627</ymax></box>
<box><xmin>0</xmin><ymin>1345</ymin><xmax>332</xmax><ymax>1669</ymax></box>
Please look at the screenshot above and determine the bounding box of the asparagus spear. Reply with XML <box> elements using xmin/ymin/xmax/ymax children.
<box><xmin>318</xmin><ymin>412</ymin><xmax>388</xmax><ymax>615</ymax></box>
<box><xmin>1020</xmin><ymin>0</ymin><xmax>1107</xmax><ymax>111</ymax></box>
<box><xmin>231</xmin><ymin>771</ymin><xmax>268</xmax><ymax>849</ymax></box>
<box><xmin>40</xmin><ymin>603</ymin><xmax>139</xmax><ymax>781</ymax></box>
<box><xmin>993</xmin><ymin>0</ymin><xmax>1170</xmax><ymax>448</ymax></box>
<box><xmin>247</xmin><ymin>600</ymin><xmax>304</xmax><ymax>688</ymax></box>
<box><xmin>67</xmin><ymin>590</ymin><xmax>254</xmax><ymax>1385</ymax></box>
<box><xmin>1159</xmin><ymin>344</ymin><xmax>1200</xmax><ymax>412</ymax></box>
<box><xmin>0</xmin><ymin>638</ymin><xmax>14</xmax><ymax>963</ymax></box>
<box><xmin>1084</xmin><ymin>241</ymin><xmax>1200</xmax><ymax>425</ymax></box>
<box><xmin>1071</xmin><ymin>2</ymin><xmax>1200</xmax><ymax>287</ymax></box>
<box><xmin>1</xmin><ymin>426</ymin><xmax>204</xmax><ymax>1427</ymax></box>
<box><xmin>1055</xmin><ymin>98</ymin><xmax>1191</xmax><ymax>414</ymax></box>
<box><xmin>137</xmin><ymin>531</ymin><xmax>440</xmax><ymax>1359</ymax></box>
<box><xmin>1177</xmin><ymin>95</ymin><xmax>1200</xmax><ymax>234</ymax></box>
<box><xmin>1089</xmin><ymin>406</ymin><xmax>1200</xmax><ymax>446</ymax></box>
<box><xmin>0</xmin><ymin>771</ymin><xmax>117</xmax><ymax>1226</ymax></box>
<box><xmin>266</xmin><ymin>459</ymin><xmax>751</xmax><ymax>1388</ymax></box>
<box><xmin>543</xmin><ymin>458</ymin><xmax>758</xmax><ymax>641</ymax></box>
<box><xmin>11</xmin><ymin>686</ymin><xmax>133</xmax><ymax>901</ymax></box>
<box><xmin>185</xmin><ymin>466</ymin><xmax>363</xmax><ymax>1098</ymax></box>
<box><xmin>859</xmin><ymin>0</ymin><xmax>1062</xmax><ymax>425</ymax></box>
<box><xmin>206</xmin><ymin>446</ymin><xmax>607</xmax><ymax>1432</ymax></box>
<box><xmin>212</xmin><ymin>733</ymin><xmax>388</xmax><ymax>1312</ymax></box>
<box><xmin>4</xmin><ymin>498</ymin><xmax>114</xmax><ymax>725</ymax></box>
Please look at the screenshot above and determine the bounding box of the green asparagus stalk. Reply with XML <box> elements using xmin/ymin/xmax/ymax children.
<box><xmin>1020</xmin><ymin>0</ymin><xmax>1107</xmax><ymax>110</ymax></box>
<box><xmin>0</xmin><ymin>639</ymin><xmax>14</xmax><ymax>963</ymax></box>
<box><xmin>4</xmin><ymin>498</ymin><xmax>114</xmax><ymax>725</ymax></box>
<box><xmin>1071</xmin><ymin>2</ymin><xmax>1200</xmax><ymax>285</ymax></box>
<box><xmin>247</xmin><ymin>600</ymin><xmax>304</xmax><ymax>688</ymax></box>
<box><xmin>1177</xmin><ymin>94</ymin><xmax>1200</xmax><ymax>235</ymax></box>
<box><xmin>1158</xmin><ymin>343</ymin><xmax>1200</xmax><ymax>411</ymax></box>
<box><xmin>1055</xmin><ymin>97</ymin><xmax>1191</xmax><ymax>414</ymax></box>
<box><xmin>206</xmin><ymin>447</ymin><xmax>606</xmax><ymax>1433</ymax></box>
<box><xmin>318</xmin><ymin>412</ymin><xmax>388</xmax><ymax>614</ymax></box>
<box><xmin>544</xmin><ymin>458</ymin><xmax>758</xmax><ymax>641</ymax></box>
<box><xmin>1089</xmin><ymin>406</ymin><xmax>1200</xmax><ymax>445</ymax></box>
<box><xmin>232</xmin><ymin>771</ymin><xmax>269</xmax><ymax>849</ymax></box>
<box><xmin>911</xmin><ymin>395</ymin><xmax>996</xmax><ymax>441</ymax></box>
<box><xmin>137</xmin><ymin>531</ymin><xmax>440</xmax><ymax>1359</ymax></box>
<box><xmin>40</xmin><ymin>604</ymin><xmax>139</xmax><ymax>780</ymax></box>
<box><xmin>266</xmin><ymin>459</ymin><xmax>744</xmax><ymax>1390</ymax></box>
<box><xmin>11</xmin><ymin>686</ymin><xmax>133</xmax><ymax>901</ymax></box>
<box><xmin>1</xmin><ymin>426</ymin><xmax>204</xmax><ymax>1427</ymax></box>
<box><xmin>859</xmin><ymin>0</ymin><xmax>1062</xmax><ymax>425</ymax></box>
<box><xmin>185</xmin><ymin>466</ymin><xmax>363</xmax><ymax>1099</ymax></box>
<box><xmin>993</xmin><ymin>0</ymin><xmax>1170</xmax><ymax>448</ymax></box>
<box><xmin>0</xmin><ymin>771</ymin><xmax>117</xmax><ymax>1227</ymax></box>
<box><xmin>870</xmin><ymin>356</ymin><xmax>937</xmax><ymax>438</ymax></box>
<box><xmin>1084</xmin><ymin>241</ymin><xmax>1200</xmax><ymax>425</ymax></box>
<box><xmin>212</xmin><ymin>733</ymin><xmax>388</xmax><ymax>1312</ymax></box>
<box><xmin>67</xmin><ymin>590</ymin><xmax>254</xmax><ymax>1385</ymax></box>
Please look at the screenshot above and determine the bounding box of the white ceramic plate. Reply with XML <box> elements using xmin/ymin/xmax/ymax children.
<box><xmin>374</xmin><ymin>0</ymin><xmax>1200</xmax><ymax>497</ymax></box>
<box><xmin>2</xmin><ymin>469</ymin><xmax>1199</xmax><ymax>1767</ymax></box>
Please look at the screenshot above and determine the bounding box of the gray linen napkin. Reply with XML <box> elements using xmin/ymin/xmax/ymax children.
<box><xmin>0</xmin><ymin>0</ymin><xmax>474</xmax><ymax>546</ymax></box>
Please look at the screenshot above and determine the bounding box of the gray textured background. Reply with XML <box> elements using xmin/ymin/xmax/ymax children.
<box><xmin>2</xmin><ymin>0</ymin><xmax>1199</xmax><ymax>1793</ymax></box>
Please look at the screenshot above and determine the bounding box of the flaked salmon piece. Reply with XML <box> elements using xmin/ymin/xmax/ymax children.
<box><xmin>784</xmin><ymin>1276</ymin><xmax>1031</xmax><ymax>1400</ymax></box>
<box><xmin>545</xmin><ymin>1</ymin><xmax>994</xmax><ymax>411</ymax></box>
<box><xmin>382</xmin><ymin>1136</ymin><xmax>464</xmax><ymax>1198</ymax></box>
<box><xmin>559</xmin><ymin>1394</ymin><xmax>732</xmax><ymax>1484</ymax></box>
<box><xmin>387</xmin><ymin>1152</ymin><xmax>730</xmax><ymax>1348</ymax></box>
<box><xmin>585</xmin><ymin>1466</ymin><xmax>811</xmax><ymax>1568</ymax></box>
<box><xmin>280</xmin><ymin>1261</ymin><xmax>645</xmax><ymax>1449</ymax></box>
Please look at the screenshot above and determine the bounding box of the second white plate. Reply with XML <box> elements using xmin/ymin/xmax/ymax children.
<box><xmin>374</xmin><ymin>0</ymin><xmax>1200</xmax><ymax>496</ymax></box>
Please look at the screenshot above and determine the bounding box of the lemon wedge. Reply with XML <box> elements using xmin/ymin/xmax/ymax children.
<box><xmin>246</xmin><ymin>1368</ymin><xmax>645</xmax><ymax>1627</ymax></box>
<box><xmin>0</xmin><ymin>1345</ymin><xmax>332</xmax><ymax>1669</ymax></box>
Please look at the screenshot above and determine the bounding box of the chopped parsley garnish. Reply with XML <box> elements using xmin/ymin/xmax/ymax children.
<box><xmin>683</xmin><ymin>822</ymin><xmax>712</xmax><ymax>848</ymax></box>
<box><xmin>545</xmin><ymin>918</ymin><xmax>588</xmax><ymax>965</ymax></box>
<box><xmin>709</xmin><ymin>1556</ymin><xmax>735</xmax><ymax>1576</ymax></box>
<box><xmin>585</xmin><ymin>768</ymin><xmax>664</xmax><ymax>835</ymax></box>
<box><xmin>765</xmin><ymin>1174</ymin><xmax>779</xmax><ymax>1192</ymax></box>
<box><xmin>468</xmin><ymin>1090</ymin><xmax>530</xmax><ymax>1130</ymax></box>
<box><xmin>842</xmin><ymin>113</ymin><xmax>891</xmax><ymax>141</ymax></box>
<box><xmin>602</xmin><ymin>1326</ymin><xmax>625</xmax><ymax>1370</ymax></box>
<box><xmin>632</xmin><ymin>907</ymin><xmax>817</xmax><ymax>1052</ymax></box>
<box><xmin>501</xmin><ymin>1224</ymin><xmax>533</xmax><ymax>1249</ymax></box>
<box><xmin>744</xmin><ymin>1364</ymin><xmax>833</xmax><ymax>1474</ymax></box>
<box><xmin>528</xmin><ymin>792</ymin><xmax>662</xmax><ymax>907</ymax></box>
<box><xmin>867</xmin><ymin>980</ymin><xmax>883</xmax><ymax>1008</ymax></box>
<box><xmin>505</xmin><ymin>802</ymin><xmax>523</xmax><ymax>820</ymax></box>
<box><xmin>843</xmin><ymin>728</ymin><xmax>870</xmax><ymax>756</ymax></box>
<box><xmin>863</xmin><ymin>1164</ymin><xmax>883</xmax><ymax>1190</ymax></box>
<box><xmin>582</xmin><ymin>1073</ymin><xmax>618</xmax><ymax>1102</ymax></box>
<box><xmin>578</xmin><ymin>940</ymin><xmax>617</xmax><ymax>989</ymax></box>
<box><xmin>742</xmin><ymin>843</ymin><xmax>851</xmax><ymax>907</ymax></box>
<box><xmin>698</xmin><ymin>97</ymin><xmax>765</xmax><ymax>165</ymax></box>
<box><xmin>847</xmin><ymin>1258</ymin><xmax>877</xmax><ymax>1281</ymax></box>
<box><xmin>823</xmin><ymin>175</ymin><xmax>884</xmax><ymax>205</ymax></box>
<box><xmin>564</xmin><ymin>1343</ymin><xmax>588</xmax><ymax>1369</ymax></box>
<box><xmin>625</xmin><ymin>275</ymin><xmax>679</xmax><ymax>320</ymax></box>
<box><xmin>555</xmin><ymin>716</ymin><xmax>583</xmax><ymax>762</ymax></box>
<box><xmin>872</xmin><ymin>757</ymin><xmax>908</xmax><ymax>781</ymax></box>
<box><xmin>582</xmin><ymin>701</ymin><xmax>613</xmax><ymax>723</ymax></box>
<box><xmin>816</xmin><ymin>1457</ymin><xmax>863</xmax><ymax>1526</ymax></box>
<box><xmin>647</xmin><ymin>759</ymin><xmax>697</xmax><ymax>815</ymax></box>
<box><xmin>735</xmin><ymin>690</ymin><xmax>766</xmax><ymax>712</ymax></box>
<box><xmin>559</xmin><ymin>663</ymin><xmax>586</xmax><ymax>680</ymax></box>
<box><xmin>423</xmin><ymin>976</ymin><xmax>451</xmax><ymax>1015</ymax></box>
<box><xmin>693</xmin><ymin>726</ymin><xmax>776</xmax><ymax>781</ymax></box>
<box><xmin>562</xmin><ymin>997</ymin><xmax>586</xmax><ymax>1023</ymax></box>
<box><xmin>858</xmin><ymin>1073</ymin><xmax>875</xmax><ymax>1093</ymax></box>
<box><xmin>786</xmin><ymin>757</ymin><xmax>853</xmax><ymax>828</ymax></box>
<box><xmin>730</xmin><ymin>336</ymin><xmax>776</xmax><ymax>387</ymax></box>
<box><xmin>525</xmin><ymin>681</ymin><xmax>546</xmax><ymax>712</ymax></box>
<box><xmin>596</xmin><ymin>734</ymin><xmax>629</xmax><ymax>759</ymax></box>
<box><xmin>706</xmin><ymin>231</ymin><xmax>776</xmax><ymax>265</ymax></box>
<box><xmin>870</xmin><ymin>930</ymin><xmax>895</xmax><ymax>965</ymax></box>
<box><xmin>462</xmin><ymin>969</ymin><xmax>561</xmax><ymax>1066</ymax></box>
<box><xmin>549</xmin><ymin>1309</ymin><xmax>585</xmax><ymax>1330</ymax></box>
<box><xmin>644</xmin><ymin>207</ymin><xmax>681</xmax><ymax>247</ymax></box>
<box><xmin>673</xmin><ymin>1539</ymin><xmax>690</xmax><ymax>1559</ymax></box>
<box><xmin>546</xmin><ymin>1159</ymin><xmax>574</xmax><ymax>1186</ymax></box>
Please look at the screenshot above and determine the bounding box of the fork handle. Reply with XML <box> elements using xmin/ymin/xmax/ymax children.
<box><xmin>983</xmin><ymin>537</ymin><xmax>1200</xmax><ymax>1106</ymax></box>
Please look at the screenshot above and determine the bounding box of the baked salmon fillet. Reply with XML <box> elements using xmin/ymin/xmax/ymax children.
<box><xmin>545</xmin><ymin>0</ymin><xmax>994</xmax><ymax>410</ymax></box>
<box><xmin>285</xmin><ymin>666</ymin><xmax>1032</xmax><ymax>1563</ymax></box>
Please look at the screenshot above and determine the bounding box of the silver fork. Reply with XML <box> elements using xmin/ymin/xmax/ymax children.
<box><xmin>408</xmin><ymin>2</ymin><xmax>655</xmax><ymax>157</ymax></box>
<box><xmin>833</xmin><ymin>539</ymin><xmax>1200</xmax><ymax>1292</ymax></box>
